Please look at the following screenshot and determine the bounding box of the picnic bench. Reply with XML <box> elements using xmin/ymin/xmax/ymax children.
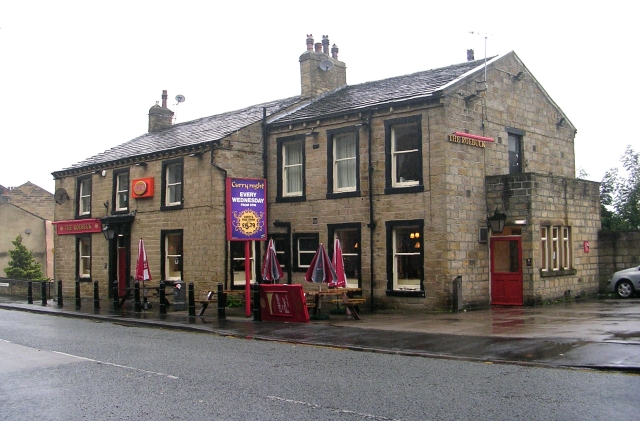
<box><xmin>196</xmin><ymin>289</ymin><xmax>245</xmax><ymax>316</ymax></box>
<box><xmin>302</xmin><ymin>285</ymin><xmax>365</xmax><ymax>320</ymax></box>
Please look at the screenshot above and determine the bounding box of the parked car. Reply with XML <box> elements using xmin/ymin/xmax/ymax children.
<box><xmin>607</xmin><ymin>265</ymin><xmax>640</xmax><ymax>298</ymax></box>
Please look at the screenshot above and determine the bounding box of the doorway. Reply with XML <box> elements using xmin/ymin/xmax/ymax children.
<box><xmin>490</xmin><ymin>236</ymin><xmax>523</xmax><ymax>305</ymax></box>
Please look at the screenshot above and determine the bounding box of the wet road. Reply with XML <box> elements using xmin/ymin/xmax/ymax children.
<box><xmin>1</xmin><ymin>310</ymin><xmax>638</xmax><ymax>421</ymax></box>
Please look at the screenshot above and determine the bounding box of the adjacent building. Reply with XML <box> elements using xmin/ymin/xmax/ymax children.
<box><xmin>51</xmin><ymin>35</ymin><xmax>601</xmax><ymax>311</ymax></box>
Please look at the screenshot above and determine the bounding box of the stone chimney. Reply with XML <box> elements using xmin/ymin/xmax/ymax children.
<box><xmin>148</xmin><ymin>90</ymin><xmax>174</xmax><ymax>132</ymax></box>
<box><xmin>299</xmin><ymin>34</ymin><xmax>347</xmax><ymax>98</ymax></box>
<box><xmin>467</xmin><ymin>49</ymin><xmax>475</xmax><ymax>61</ymax></box>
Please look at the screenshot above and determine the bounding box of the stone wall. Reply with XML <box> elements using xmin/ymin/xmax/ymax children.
<box><xmin>598</xmin><ymin>231</ymin><xmax>640</xmax><ymax>288</ymax></box>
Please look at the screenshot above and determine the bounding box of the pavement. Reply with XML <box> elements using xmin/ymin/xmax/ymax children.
<box><xmin>2</xmin><ymin>294</ymin><xmax>640</xmax><ymax>372</ymax></box>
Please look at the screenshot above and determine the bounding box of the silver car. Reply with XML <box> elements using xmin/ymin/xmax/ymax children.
<box><xmin>607</xmin><ymin>265</ymin><xmax>640</xmax><ymax>298</ymax></box>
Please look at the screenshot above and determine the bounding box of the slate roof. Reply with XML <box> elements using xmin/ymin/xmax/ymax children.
<box><xmin>53</xmin><ymin>96</ymin><xmax>302</xmax><ymax>175</ymax></box>
<box><xmin>272</xmin><ymin>57</ymin><xmax>490</xmax><ymax>125</ymax></box>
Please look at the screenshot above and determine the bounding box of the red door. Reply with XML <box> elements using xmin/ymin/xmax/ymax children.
<box><xmin>490</xmin><ymin>237</ymin><xmax>523</xmax><ymax>305</ymax></box>
<box><xmin>118</xmin><ymin>247</ymin><xmax>127</xmax><ymax>297</ymax></box>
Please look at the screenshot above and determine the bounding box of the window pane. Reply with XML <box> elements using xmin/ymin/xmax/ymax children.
<box><xmin>508</xmin><ymin>134</ymin><xmax>522</xmax><ymax>174</ymax></box>
<box><xmin>393</xmin><ymin>227</ymin><xmax>421</xmax><ymax>290</ymax></box>
<box><xmin>116</xmin><ymin>173</ymin><xmax>129</xmax><ymax>210</ymax></box>
<box><xmin>79</xmin><ymin>237</ymin><xmax>91</xmax><ymax>278</ymax></box>
<box><xmin>166</xmin><ymin>163</ymin><xmax>182</xmax><ymax>205</ymax></box>
<box><xmin>231</xmin><ymin>241</ymin><xmax>255</xmax><ymax>285</ymax></box>
<box><xmin>297</xmin><ymin>236</ymin><xmax>318</xmax><ymax>268</ymax></box>
<box><xmin>284</xmin><ymin>142</ymin><xmax>303</xmax><ymax>195</ymax></box>
<box><xmin>165</xmin><ymin>233</ymin><xmax>182</xmax><ymax>280</ymax></box>
<box><xmin>540</xmin><ymin>227</ymin><xmax>548</xmax><ymax>270</ymax></box>
<box><xmin>335</xmin><ymin>229</ymin><xmax>360</xmax><ymax>286</ymax></box>
<box><xmin>392</xmin><ymin>123</ymin><xmax>421</xmax><ymax>185</ymax></box>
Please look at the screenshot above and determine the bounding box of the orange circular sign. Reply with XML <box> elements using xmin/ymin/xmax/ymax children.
<box><xmin>133</xmin><ymin>180</ymin><xmax>148</xmax><ymax>196</ymax></box>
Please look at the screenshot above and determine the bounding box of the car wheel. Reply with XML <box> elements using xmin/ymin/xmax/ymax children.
<box><xmin>616</xmin><ymin>280</ymin><xmax>635</xmax><ymax>299</ymax></box>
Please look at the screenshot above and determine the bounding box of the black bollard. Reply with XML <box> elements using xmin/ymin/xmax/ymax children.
<box><xmin>112</xmin><ymin>279</ymin><xmax>119</xmax><ymax>310</ymax></box>
<box><xmin>134</xmin><ymin>281</ymin><xmax>141</xmax><ymax>313</ymax></box>
<box><xmin>57</xmin><ymin>280</ymin><xmax>63</xmax><ymax>308</ymax></box>
<box><xmin>93</xmin><ymin>281</ymin><xmax>100</xmax><ymax>310</ymax></box>
<box><xmin>41</xmin><ymin>281</ymin><xmax>47</xmax><ymax>306</ymax></box>
<box><xmin>75</xmin><ymin>280</ymin><xmax>81</xmax><ymax>309</ymax></box>
<box><xmin>188</xmin><ymin>283</ymin><xmax>195</xmax><ymax>317</ymax></box>
<box><xmin>27</xmin><ymin>281</ymin><xmax>33</xmax><ymax>304</ymax></box>
<box><xmin>217</xmin><ymin>282</ymin><xmax>226</xmax><ymax>320</ymax></box>
<box><xmin>252</xmin><ymin>282</ymin><xmax>261</xmax><ymax>321</ymax></box>
<box><xmin>159</xmin><ymin>281</ymin><xmax>166</xmax><ymax>315</ymax></box>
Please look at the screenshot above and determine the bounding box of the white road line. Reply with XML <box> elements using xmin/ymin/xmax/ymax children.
<box><xmin>50</xmin><ymin>350</ymin><xmax>179</xmax><ymax>379</ymax></box>
<box><xmin>267</xmin><ymin>395</ymin><xmax>402</xmax><ymax>420</ymax></box>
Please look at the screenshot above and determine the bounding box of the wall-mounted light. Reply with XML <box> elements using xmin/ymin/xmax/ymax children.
<box><xmin>514</xmin><ymin>219</ymin><xmax>527</xmax><ymax>225</ymax></box>
<box><xmin>188</xmin><ymin>151</ymin><xmax>204</xmax><ymax>158</ymax></box>
<box><xmin>102</xmin><ymin>225</ymin><xmax>115</xmax><ymax>241</ymax></box>
<box><xmin>135</xmin><ymin>162</ymin><xmax>147</xmax><ymax>167</ymax></box>
<box><xmin>513</xmin><ymin>71</ymin><xmax>525</xmax><ymax>81</ymax></box>
<box><xmin>487</xmin><ymin>208</ymin><xmax>507</xmax><ymax>233</ymax></box>
<box><xmin>556</xmin><ymin>117</ymin><xmax>565</xmax><ymax>128</ymax></box>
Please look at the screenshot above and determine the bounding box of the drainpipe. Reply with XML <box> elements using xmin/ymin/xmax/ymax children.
<box><xmin>364</xmin><ymin>111</ymin><xmax>376</xmax><ymax>313</ymax></box>
<box><xmin>210</xmin><ymin>140</ymin><xmax>229</xmax><ymax>289</ymax></box>
<box><xmin>262</xmin><ymin>107</ymin><xmax>268</xmax><ymax>179</ymax></box>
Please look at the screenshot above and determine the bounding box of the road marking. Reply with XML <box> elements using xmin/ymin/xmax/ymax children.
<box><xmin>50</xmin><ymin>350</ymin><xmax>179</xmax><ymax>379</ymax></box>
<box><xmin>267</xmin><ymin>395</ymin><xmax>402</xmax><ymax>420</ymax></box>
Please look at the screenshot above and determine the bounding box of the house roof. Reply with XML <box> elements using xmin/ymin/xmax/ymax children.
<box><xmin>53</xmin><ymin>96</ymin><xmax>302</xmax><ymax>176</ymax></box>
<box><xmin>0</xmin><ymin>182</ymin><xmax>53</xmax><ymax>220</ymax></box>
<box><xmin>271</xmin><ymin>57</ymin><xmax>490</xmax><ymax>125</ymax></box>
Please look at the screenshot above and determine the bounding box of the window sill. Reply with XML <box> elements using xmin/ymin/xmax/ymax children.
<box><xmin>384</xmin><ymin>185</ymin><xmax>424</xmax><ymax>195</ymax></box>
<box><xmin>75</xmin><ymin>214</ymin><xmax>93</xmax><ymax>219</ymax></box>
<box><xmin>77</xmin><ymin>278</ymin><xmax>92</xmax><ymax>283</ymax></box>
<box><xmin>160</xmin><ymin>204</ymin><xmax>183</xmax><ymax>212</ymax></box>
<box><xmin>540</xmin><ymin>269</ymin><xmax>577</xmax><ymax>278</ymax></box>
<box><xmin>386</xmin><ymin>289</ymin><xmax>425</xmax><ymax>297</ymax></box>
<box><xmin>276</xmin><ymin>195</ymin><xmax>306</xmax><ymax>203</ymax></box>
<box><xmin>326</xmin><ymin>190</ymin><xmax>361</xmax><ymax>200</ymax></box>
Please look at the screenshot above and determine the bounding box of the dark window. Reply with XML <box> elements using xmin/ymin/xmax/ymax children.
<box><xmin>292</xmin><ymin>233</ymin><xmax>319</xmax><ymax>271</ymax></box>
<box><xmin>386</xmin><ymin>220</ymin><xmax>425</xmax><ymax>297</ymax></box>
<box><xmin>268</xmin><ymin>233</ymin><xmax>290</xmax><ymax>283</ymax></box>
<box><xmin>508</xmin><ymin>133</ymin><xmax>523</xmax><ymax>174</ymax></box>
<box><xmin>76</xmin><ymin>176</ymin><xmax>92</xmax><ymax>218</ymax></box>
<box><xmin>161</xmin><ymin>158</ymin><xmax>183</xmax><ymax>210</ymax></box>
<box><xmin>327</xmin><ymin>127</ymin><xmax>360</xmax><ymax>198</ymax></box>
<box><xmin>161</xmin><ymin>230</ymin><xmax>183</xmax><ymax>280</ymax></box>
<box><xmin>385</xmin><ymin>116</ymin><xmax>424</xmax><ymax>194</ymax></box>
<box><xmin>112</xmin><ymin>169</ymin><xmax>130</xmax><ymax>213</ymax></box>
<box><xmin>328</xmin><ymin>223</ymin><xmax>361</xmax><ymax>288</ymax></box>
<box><xmin>276</xmin><ymin>135</ymin><xmax>306</xmax><ymax>202</ymax></box>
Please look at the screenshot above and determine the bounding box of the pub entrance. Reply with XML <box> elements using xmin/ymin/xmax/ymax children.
<box><xmin>490</xmin><ymin>235</ymin><xmax>523</xmax><ymax>306</ymax></box>
<box><xmin>101</xmin><ymin>213</ymin><xmax>135</xmax><ymax>299</ymax></box>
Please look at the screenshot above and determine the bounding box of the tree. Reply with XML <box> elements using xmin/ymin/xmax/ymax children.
<box><xmin>3</xmin><ymin>235</ymin><xmax>44</xmax><ymax>280</ymax></box>
<box><xmin>600</xmin><ymin>145</ymin><xmax>640</xmax><ymax>230</ymax></box>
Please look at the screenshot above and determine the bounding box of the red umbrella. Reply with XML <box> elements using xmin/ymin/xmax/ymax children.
<box><xmin>261</xmin><ymin>239</ymin><xmax>284</xmax><ymax>283</ymax></box>
<box><xmin>304</xmin><ymin>243</ymin><xmax>338</xmax><ymax>285</ymax></box>
<box><xmin>330</xmin><ymin>238</ymin><xmax>347</xmax><ymax>288</ymax></box>
<box><xmin>135</xmin><ymin>238</ymin><xmax>152</xmax><ymax>282</ymax></box>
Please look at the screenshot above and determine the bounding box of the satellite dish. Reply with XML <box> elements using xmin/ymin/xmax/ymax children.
<box><xmin>175</xmin><ymin>94</ymin><xmax>185</xmax><ymax>103</ymax></box>
<box><xmin>54</xmin><ymin>188</ymin><xmax>69</xmax><ymax>205</ymax></box>
<box><xmin>318</xmin><ymin>59</ymin><xmax>334</xmax><ymax>71</ymax></box>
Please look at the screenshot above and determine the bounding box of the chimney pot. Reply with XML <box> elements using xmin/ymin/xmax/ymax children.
<box><xmin>467</xmin><ymin>49</ymin><xmax>474</xmax><ymax>61</ymax></box>
<box><xmin>162</xmin><ymin>89</ymin><xmax>168</xmax><ymax>108</ymax></box>
<box><xmin>322</xmin><ymin>35</ymin><xmax>329</xmax><ymax>55</ymax></box>
<box><xmin>331</xmin><ymin>44</ymin><xmax>339</xmax><ymax>60</ymax></box>
<box><xmin>306</xmin><ymin>34</ymin><xmax>314</xmax><ymax>51</ymax></box>
<box><xmin>314</xmin><ymin>42</ymin><xmax>322</xmax><ymax>53</ymax></box>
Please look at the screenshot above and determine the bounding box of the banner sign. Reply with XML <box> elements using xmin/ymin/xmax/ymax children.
<box><xmin>259</xmin><ymin>284</ymin><xmax>310</xmax><ymax>323</ymax></box>
<box><xmin>226</xmin><ymin>177</ymin><xmax>267</xmax><ymax>241</ymax></box>
<box><xmin>53</xmin><ymin>218</ymin><xmax>102</xmax><ymax>235</ymax></box>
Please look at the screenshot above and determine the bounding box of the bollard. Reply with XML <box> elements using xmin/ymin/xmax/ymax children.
<box><xmin>252</xmin><ymin>282</ymin><xmax>261</xmax><ymax>321</ymax></box>
<box><xmin>217</xmin><ymin>282</ymin><xmax>226</xmax><ymax>320</ymax></box>
<box><xmin>159</xmin><ymin>281</ymin><xmax>166</xmax><ymax>315</ymax></box>
<box><xmin>134</xmin><ymin>281</ymin><xmax>141</xmax><ymax>313</ymax></box>
<box><xmin>41</xmin><ymin>281</ymin><xmax>47</xmax><ymax>306</ymax></box>
<box><xmin>75</xmin><ymin>279</ymin><xmax>81</xmax><ymax>309</ymax></box>
<box><xmin>57</xmin><ymin>280</ymin><xmax>63</xmax><ymax>308</ymax></box>
<box><xmin>112</xmin><ymin>279</ymin><xmax>119</xmax><ymax>310</ymax></box>
<box><xmin>188</xmin><ymin>283</ymin><xmax>195</xmax><ymax>317</ymax></box>
<box><xmin>452</xmin><ymin>275</ymin><xmax>463</xmax><ymax>313</ymax></box>
<box><xmin>27</xmin><ymin>281</ymin><xmax>33</xmax><ymax>304</ymax></box>
<box><xmin>94</xmin><ymin>281</ymin><xmax>100</xmax><ymax>310</ymax></box>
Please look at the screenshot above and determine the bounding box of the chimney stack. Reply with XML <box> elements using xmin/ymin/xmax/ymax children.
<box><xmin>467</xmin><ymin>49</ymin><xmax>474</xmax><ymax>61</ymax></box>
<box><xmin>299</xmin><ymin>33</ymin><xmax>347</xmax><ymax>98</ymax></box>
<box><xmin>148</xmin><ymin>90</ymin><xmax>174</xmax><ymax>132</ymax></box>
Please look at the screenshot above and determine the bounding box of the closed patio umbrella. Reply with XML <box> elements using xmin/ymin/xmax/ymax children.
<box><xmin>330</xmin><ymin>238</ymin><xmax>347</xmax><ymax>288</ymax></box>
<box><xmin>261</xmin><ymin>239</ymin><xmax>284</xmax><ymax>283</ymax></box>
<box><xmin>304</xmin><ymin>243</ymin><xmax>338</xmax><ymax>285</ymax></box>
<box><xmin>135</xmin><ymin>238</ymin><xmax>152</xmax><ymax>283</ymax></box>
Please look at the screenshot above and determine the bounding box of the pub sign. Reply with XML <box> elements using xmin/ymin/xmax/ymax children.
<box><xmin>225</xmin><ymin>178</ymin><xmax>267</xmax><ymax>241</ymax></box>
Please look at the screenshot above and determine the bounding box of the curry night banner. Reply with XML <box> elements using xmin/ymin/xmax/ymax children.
<box><xmin>226</xmin><ymin>178</ymin><xmax>267</xmax><ymax>241</ymax></box>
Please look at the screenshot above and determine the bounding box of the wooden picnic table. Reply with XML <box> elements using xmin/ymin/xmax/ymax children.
<box><xmin>304</xmin><ymin>287</ymin><xmax>364</xmax><ymax>320</ymax></box>
<box><xmin>118</xmin><ymin>282</ymin><xmax>170</xmax><ymax>309</ymax></box>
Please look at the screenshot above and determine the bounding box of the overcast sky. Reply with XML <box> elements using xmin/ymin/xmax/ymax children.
<box><xmin>1</xmin><ymin>1</ymin><xmax>634</xmax><ymax>194</ymax></box>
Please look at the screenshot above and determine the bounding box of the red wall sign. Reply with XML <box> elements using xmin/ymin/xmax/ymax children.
<box><xmin>259</xmin><ymin>284</ymin><xmax>309</xmax><ymax>323</ymax></box>
<box><xmin>132</xmin><ymin>178</ymin><xmax>154</xmax><ymax>199</ymax></box>
<box><xmin>53</xmin><ymin>219</ymin><xmax>102</xmax><ymax>235</ymax></box>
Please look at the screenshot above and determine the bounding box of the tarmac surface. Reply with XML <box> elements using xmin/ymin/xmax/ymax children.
<box><xmin>2</xmin><ymin>294</ymin><xmax>640</xmax><ymax>372</ymax></box>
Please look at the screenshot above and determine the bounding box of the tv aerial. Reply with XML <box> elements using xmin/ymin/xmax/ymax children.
<box><xmin>175</xmin><ymin>94</ymin><xmax>185</xmax><ymax>103</ymax></box>
<box><xmin>318</xmin><ymin>59</ymin><xmax>334</xmax><ymax>71</ymax></box>
<box><xmin>173</xmin><ymin>94</ymin><xmax>185</xmax><ymax>123</ymax></box>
